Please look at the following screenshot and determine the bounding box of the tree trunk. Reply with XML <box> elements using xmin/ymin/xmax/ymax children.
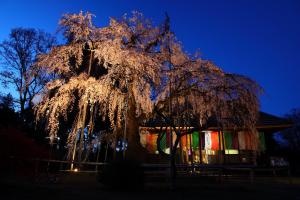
<box><xmin>20</xmin><ymin>98</ymin><xmax>25</xmax><ymax>120</ymax></box>
<box><xmin>124</xmin><ymin>97</ymin><xmax>170</xmax><ymax>164</ymax></box>
<box><xmin>125</xmin><ymin>96</ymin><xmax>148</xmax><ymax>162</ymax></box>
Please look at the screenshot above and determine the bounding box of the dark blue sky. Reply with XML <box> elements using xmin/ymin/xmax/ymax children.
<box><xmin>1</xmin><ymin>0</ymin><xmax>300</xmax><ymax>116</ymax></box>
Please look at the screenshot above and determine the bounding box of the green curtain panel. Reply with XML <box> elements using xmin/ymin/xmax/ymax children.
<box><xmin>224</xmin><ymin>131</ymin><xmax>233</xmax><ymax>149</ymax></box>
<box><xmin>259</xmin><ymin>132</ymin><xmax>266</xmax><ymax>151</ymax></box>
<box><xmin>192</xmin><ymin>131</ymin><xmax>199</xmax><ymax>149</ymax></box>
<box><xmin>159</xmin><ymin>132</ymin><xmax>167</xmax><ymax>151</ymax></box>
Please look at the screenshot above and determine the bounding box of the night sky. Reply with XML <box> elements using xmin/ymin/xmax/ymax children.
<box><xmin>1</xmin><ymin>0</ymin><xmax>300</xmax><ymax>116</ymax></box>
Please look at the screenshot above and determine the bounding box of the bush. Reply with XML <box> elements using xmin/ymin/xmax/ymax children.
<box><xmin>97</xmin><ymin>160</ymin><xmax>144</xmax><ymax>190</ymax></box>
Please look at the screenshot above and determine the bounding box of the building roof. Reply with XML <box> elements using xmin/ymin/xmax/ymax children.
<box><xmin>141</xmin><ymin>111</ymin><xmax>292</xmax><ymax>133</ymax></box>
<box><xmin>256</xmin><ymin>111</ymin><xmax>292</xmax><ymax>132</ymax></box>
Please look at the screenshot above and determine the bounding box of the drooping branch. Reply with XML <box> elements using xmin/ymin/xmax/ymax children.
<box><xmin>34</xmin><ymin>11</ymin><xmax>261</xmax><ymax>165</ymax></box>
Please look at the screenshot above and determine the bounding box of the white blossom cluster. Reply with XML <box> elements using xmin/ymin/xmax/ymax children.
<box><xmin>35</xmin><ymin>11</ymin><xmax>261</xmax><ymax>150</ymax></box>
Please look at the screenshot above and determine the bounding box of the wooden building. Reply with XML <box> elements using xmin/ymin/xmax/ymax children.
<box><xmin>139</xmin><ymin>112</ymin><xmax>291</xmax><ymax>165</ymax></box>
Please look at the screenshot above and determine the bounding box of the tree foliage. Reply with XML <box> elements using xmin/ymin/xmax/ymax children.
<box><xmin>0</xmin><ymin>93</ymin><xmax>19</xmax><ymax>127</ymax></box>
<box><xmin>0</xmin><ymin>93</ymin><xmax>14</xmax><ymax>110</ymax></box>
<box><xmin>0</xmin><ymin>28</ymin><xmax>55</xmax><ymax>116</ymax></box>
<box><xmin>281</xmin><ymin>108</ymin><xmax>300</xmax><ymax>151</ymax></box>
<box><xmin>35</xmin><ymin>11</ymin><xmax>261</xmax><ymax>160</ymax></box>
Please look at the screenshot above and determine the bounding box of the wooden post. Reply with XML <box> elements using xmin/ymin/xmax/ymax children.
<box><xmin>218</xmin><ymin>128</ymin><xmax>222</xmax><ymax>164</ymax></box>
<box><xmin>104</xmin><ymin>143</ymin><xmax>109</xmax><ymax>162</ymax></box>
<box><xmin>95</xmin><ymin>143</ymin><xmax>101</xmax><ymax>171</ymax></box>
<box><xmin>185</xmin><ymin>126</ymin><xmax>189</xmax><ymax>164</ymax></box>
<box><xmin>222</xmin><ymin>130</ymin><xmax>226</xmax><ymax>164</ymax></box>
<box><xmin>70</xmin><ymin>137</ymin><xmax>77</xmax><ymax>170</ymax></box>
<box><xmin>189</xmin><ymin>127</ymin><xmax>194</xmax><ymax>171</ymax></box>
<box><xmin>78</xmin><ymin>103</ymin><xmax>88</xmax><ymax>167</ymax></box>
<box><xmin>169</xmin><ymin>127</ymin><xmax>173</xmax><ymax>185</ymax></box>
<box><xmin>237</xmin><ymin>131</ymin><xmax>242</xmax><ymax>163</ymax></box>
<box><xmin>199</xmin><ymin>131</ymin><xmax>203</xmax><ymax>164</ymax></box>
<box><xmin>179</xmin><ymin>130</ymin><xmax>184</xmax><ymax>164</ymax></box>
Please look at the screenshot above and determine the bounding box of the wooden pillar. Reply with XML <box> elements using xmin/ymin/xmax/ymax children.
<box><xmin>179</xmin><ymin>129</ymin><xmax>184</xmax><ymax>164</ymax></box>
<box><xmin>237</xmin><ymin>131</ymin><xmax>241</xmax><ymax>163</ymax></box>
<box><xmin>95</xmin><ymin>143</ymin><xmax>101</xmax><ymax>171</ymax></box>
<box><xmin>218</xmin><ymin>128</ymin><xmax>222</xmax><ymax>164</ymax></box>
<box><xmin>104</xmin><ymin>143</ymin><xmax>109</xmax><ymax>162</ymax></box>
<box><xmin>189</xmin><ymin>127</ymin><xmax>194</xmax><ymax>167</ymax></box>
<box><xmin>70</xmin><ymin>138</ymin><xmax>77</xmax><ymax>170</ymax></box>
<box><xmin>199</xmin><ymin>131</ymin><xmax>203</xmax><ymax>164</ymax></box>
<box><xmin>221</xmin><ymin>130</ymin><xmax>226</xmax><ymax>164</ymax></box>
<box><xmin>185</xmin><ymin>127</ymin><xmax>189</xmax><ymax>164</ymax></box>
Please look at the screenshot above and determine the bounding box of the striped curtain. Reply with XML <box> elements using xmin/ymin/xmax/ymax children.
<box><xmin>139</xmin><ymin>129</ymin><xmax>148</xmax><ymax>148</ymax></box>
<box><xmin>258</xmin><ymin>132</ymin><xmax>266</xmax><ymax>151</ymax></box>
<box><xmin>224</xmin><ymin>131</ymin><xmax>239</xmax><ymax>149</ymax></box>
<box><xmin>146</xmin><ymin>133</ymin><xmax>158</xmax><ymax>153</ymax></box>
<box><xmin>159</xmin><ymin>132</ymin><xmax>167</xmax><ymax>151</ymax></box>
<box><xmin>204</xmin><ymin>131</ymin><xmax>220</xmax><ymax>150</ymax></box>
<box><xmin>238</xmin><ymin>131</ymin><xmax>259</xmax><ymax>150</ymax></box>
<box><xmin>181</xmin><ymin>134</ymin><xmax>187</xmax><ymax>148</ymax></box>
<box><xmin>224</xmin><ymin>131</ymin><xmax>233</xmax><ymax>149</ymax></box>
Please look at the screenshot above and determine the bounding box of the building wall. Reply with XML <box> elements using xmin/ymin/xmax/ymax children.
<box><xmin>139</xmin><ymin>128</ymin><xmax>266</xmax><ymax>165</ymax></box>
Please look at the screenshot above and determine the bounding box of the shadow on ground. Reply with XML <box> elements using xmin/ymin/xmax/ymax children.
<box><xmin>1</xmin><ymin>172</ymin><xmax>300</xmax><ymax>200</ymax></box>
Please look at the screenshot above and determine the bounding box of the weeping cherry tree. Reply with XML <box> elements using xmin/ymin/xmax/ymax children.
<box><xmin>35</xmin><ymin>12</ymin><xmax>261</xmax><ymax>168</ymax></box>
